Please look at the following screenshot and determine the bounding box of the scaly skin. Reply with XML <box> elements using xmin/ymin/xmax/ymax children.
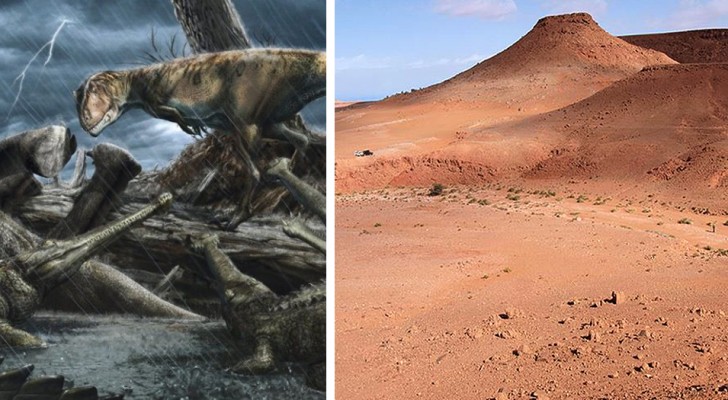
<box><xmin>75</xmin><ymin>49</ymin><xmax>325</xmax><ymax>176</ymax></box>
<box><xmin>190</xmin><ymin>234</ymin><xmax>325</xmax><ymax>389</ymax></box>
<box><xmin>0</xmin><ymin>193</ymin><xmax>173</xmax><ymax>347</ymax></box>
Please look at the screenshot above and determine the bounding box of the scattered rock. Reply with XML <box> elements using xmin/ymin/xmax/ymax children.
<box><xmin>608</xmin><ymin>372</ymin><xmax>619</xmax><ymax>379</ymax></box>
<box><xmin>500</xmin><ymin>308</ymin><xmax>523</xmax><ymax>319</ymax></box>
<box><xmin>495</xmin><ymin>330</ymin><xmax>519</xmax><ymax>339</ymax></box>
<box><xmin>636</xmin><ymin>362</ymin><xmax>651</xmax><ymax>372</ymax></box>
<box><xmin>530</xmin><ymin>390</ymin><xmax>549</xmax><ymax>400</ymax></box>
<box><xmin>638</xmin><ymin>329</ymin><xmax>653</xmax><ymax>339</ymax></box>
<box><xmin>513</xmin><ymin>344</ymin><xmax>532</xmax><ymax>356</ymax></box>
<box><xmin>610</xmin><ymin>291</ymin><xmax>626</xmax><ymax>304</ymax></box>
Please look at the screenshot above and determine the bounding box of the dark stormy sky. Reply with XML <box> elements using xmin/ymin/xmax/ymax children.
<box><xmin>0</xmin><ymin>0</ymin><xmax>325</xmax><ymax>177</ymax></box>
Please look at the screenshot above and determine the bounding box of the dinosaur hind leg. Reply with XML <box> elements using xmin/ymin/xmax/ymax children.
<box><xmin>0</xmin><ymin>321</ymin><xmax>45</xmax><ymax>348</ymax></box>
<box><xmin>226</xmin><ymin>126</ymin><xmax>261</xmax><ymax>230</ymax></box>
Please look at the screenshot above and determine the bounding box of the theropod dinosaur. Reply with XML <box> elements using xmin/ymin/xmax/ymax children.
<box><xmin>0</xmin><ymin>357</ymin><xmax>123</xmax><ymax>399</ymax></box>
<box><xmin>189</xmin><ymin>234</ymin><xmax>325</xmax><ymax>390</ymax></box>
<box><xmin>0</xmin><ymin>193</ymin><xmax>173</xmax><ymax>348</ymax></box>
<box><xmin>74</xmin><ymin>49</ymin><xmax>326</xmax><ymax>226</ymax></box>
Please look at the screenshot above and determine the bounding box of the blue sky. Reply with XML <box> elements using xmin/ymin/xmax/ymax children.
<box><xmin>336</xmin><ymin>0</ymin><xmax>728</xmax><ymax>101</ymax></box>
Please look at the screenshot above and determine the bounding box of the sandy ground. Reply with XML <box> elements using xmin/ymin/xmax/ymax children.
<box><xmin>334</xmin><ymin>12</ymin><xmax>728</xmax><ymax>399</ymax></box>
<box><xmin>336</xmin><ymin>187</ymin><xmax>728</xmax><ymax>399</ymax></box>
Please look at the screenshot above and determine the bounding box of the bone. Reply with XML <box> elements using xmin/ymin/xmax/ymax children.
<box><xmin>190</xmin><ymin>234</ymin><xmax>275</xmax><ymax>309</ymax></box>
<box><xmin>48</xmin><ymin>143</ymin><xmax>142</xmax><ymax>239</ymax></box>
<box><xmin>266</xmin><ymin>158</ymin><xmax>326</xmax><ymax>222</ymax></box>
<box><xmin>0</xmin><ymin>125</ymin><xmax>76</xmax><ymax>179</ymax></box>
<box><xmin>270</xmin><ymin>122</ymin><xmax>310</xmax><ymax>152</ymax></box>
<box><xmin>68</xmin><ymin>148</ymin><xmax>87</xmax><ymax>188</ymax></box>
<box><xmin>153</xmin><ymin>265</ymin><xmax>183</xmax><ymax>297</ymax></box>
<box><xmin>0</xmin><ymin>126</ymin><xmax>75</xmax><ymax>209</ymax></box>
<box><xmin>282</xmin><ymin>218</ymin><xmax>326</xmax><ymax>254</ymax></box>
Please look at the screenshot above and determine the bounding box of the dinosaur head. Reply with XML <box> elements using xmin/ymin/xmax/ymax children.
<box><xmin>75</xmin><ymin>71</ymin><xmax>127</xmax><ymax>136</ymax></box>
<box><xmin>15</xmin><ymin>193</ymin><xmax>173</xmax><ymax>291</ymax></box>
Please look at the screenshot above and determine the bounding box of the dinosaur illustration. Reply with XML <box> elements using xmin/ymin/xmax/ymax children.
<box><xmin>189</xmin><ymin>234</ymin><xmax>325</xmax><ymax>390</ymax></box>
<box><xmin>0</xmin><ymin>357</ymin><xmax>123</xmax><ymax>399</ymax></box>
<box><xmin>74</xmin><ymin>48</ymin><xmax>325</xmax><ymax>184</ymax></box>
<box><xmin>0</xmin><ymin>193</ymin><xmax>173</xmax><ymax>348</ymax></box>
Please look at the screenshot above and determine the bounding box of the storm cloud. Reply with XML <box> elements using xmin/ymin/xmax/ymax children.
<box><xmin>0</xmin><ymin>0</ymin><xmax>325</xmax><ymax>177</ymax></box>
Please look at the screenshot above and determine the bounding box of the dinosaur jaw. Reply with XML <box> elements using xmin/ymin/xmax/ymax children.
<box><xmin>84</xmin><ymin>108</ymin><xmax>120</xmax><ymax>136</ymax></box>
<box><xmin>20</xmin><ymin>193</ymin><xmax>173</xmax><ymax>290</ymax></box>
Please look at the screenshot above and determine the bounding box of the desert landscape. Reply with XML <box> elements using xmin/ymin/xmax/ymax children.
<box><xmin>336</xmin><ymin>12</ymin><xmax>728</xmax><ymax>399</ymax></box>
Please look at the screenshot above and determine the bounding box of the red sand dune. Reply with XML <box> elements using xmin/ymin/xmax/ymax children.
<box><xmin>622</xmin><ymin>29</ymin><xmax>728</xmax><ymax>64</ymax></box>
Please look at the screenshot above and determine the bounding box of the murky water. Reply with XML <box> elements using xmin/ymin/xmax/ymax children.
<box><xmin>1</xmin><ymin>313</ymin><xmax>323</xmax><ymax>399</ymax></box>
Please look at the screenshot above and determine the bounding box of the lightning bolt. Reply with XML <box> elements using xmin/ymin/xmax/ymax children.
<box><xmin>7</xmin><ymin>19</ymin><xmax>72</xmax><ymax>119</ymax></box>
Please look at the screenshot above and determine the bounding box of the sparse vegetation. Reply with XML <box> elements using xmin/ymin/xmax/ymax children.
<box><xmin>678</xmin><ymin>218</ymin><xmax>692</xmax><ymax>225</ymax></box>
<box><xmin>506</xmin><ymin>193</ymin><xmax>521</xmax><ymax>201</ymax></box>
<box><xmin>576</xmin><ymin>195</ymin><xmax>588</xmax><ymax>203</ymax></box>
<box><xmin>428</xmin><ymin>183</ymin><xmax>444</xmax><ymax>196</ymax></box>
<box><xmin>374</xmin><ymin>222</ymin><xmax>381</xmax><ymax>227</ymax></box>
<box><xmin>503</xmin><ymin>267</ymin><xmax>512</xmax><ymax>273</ymax></box>
<box><xmin>593</xmin><ymin>196</ymin><xmax>607</xmax><ymax>205</ymax></box>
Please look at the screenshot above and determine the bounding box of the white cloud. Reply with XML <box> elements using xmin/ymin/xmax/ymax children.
<box><xmin>663</xmin><ymin>0</ymin><xmax>728</xmax><ymax>29</ymax></box>
<box><xmin>407</xmin><ymin>54</ymin><xmax>485</xmax><ymax>69</ymax></box>
<box><xmin>336</xmin><ymin>54</ymin><xmax>392</xmax><ymax>71</ymax></box>
<box><xmin>433</xmin><ymin>0</ymin><xmax>517</xmax><ymax>19</ymax></box>
<box><xmin>336</xmin><ymin>53</ymin><xmax>485</xmax><ymax>72</ymax></box>
<box><xmin>540</xmin><ymin>0</ymin><xmax>608</xmax><ymax>16</ymax></box>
